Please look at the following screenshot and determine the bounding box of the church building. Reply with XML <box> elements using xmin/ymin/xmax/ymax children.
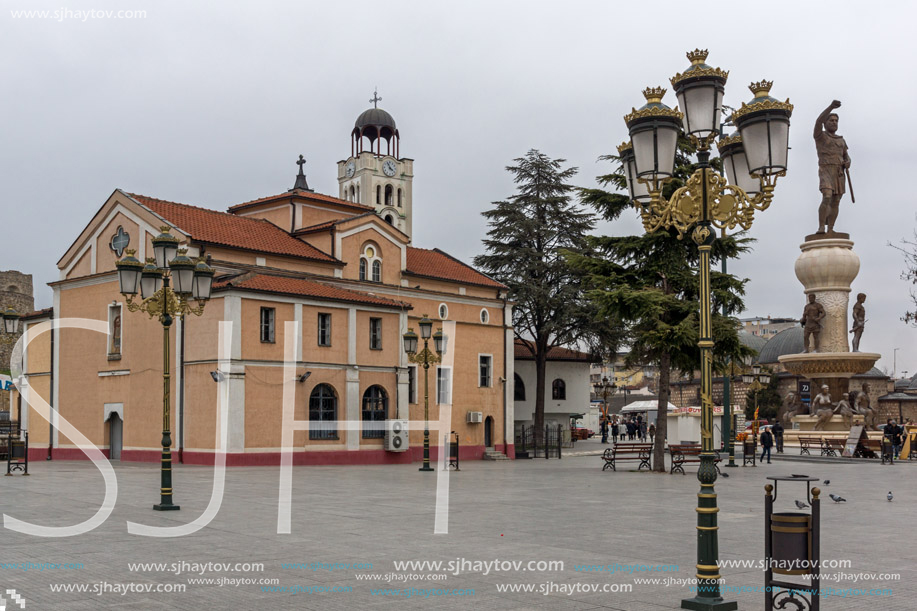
<box><xmin>13</xmin><ymin>99</ymin><xmax>515</xmax><ymax>465</ymax></box>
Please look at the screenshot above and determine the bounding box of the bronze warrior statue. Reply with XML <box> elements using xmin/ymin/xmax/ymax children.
<box><xmin>850</xmin><ymin>292</ymin><xmax>866</xmax><ymax>352</ymax></box>
<box><xmin>801</xmin><ymin>294</ymin><xmax>826</xmax><ymax>353</ymax></box>
<box><xmin>815</xmin><ymin>100</ymin><xmax>851</xmax><ymax>234</ymax></box>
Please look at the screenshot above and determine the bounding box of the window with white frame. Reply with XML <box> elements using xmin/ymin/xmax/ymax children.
<box><xmin>260</xmin><ymin>307</ymin><xmax>275</xmax><ymax>343</ymax></box>
<box><xmin>361</xmin><ymin>243</ymin><xmax>382</xmax><ymax>284</ymax></box>
<box><xmin>371</xmin><ymin>260</ymin><xmax>381</xmax><ymax>283</ymax></box>
<box><xmin>408</xmin><ymin>365</ymin><xmax>418</xmax><ymax>404</ymax></box>
<box><xmin>479</xmin><ymin>355</ymin><xmax>492</xmax><ymax>387</ymax></box>
<box><xmin>436</xmin><ymin>367</ymin><xmax>452</xmax><ymax>404</ymax></box>
<box><xmin>480</xmin><ymin>308</ymin><xmax>490</xmax><ymax>324</ymax></box>
<box><xmin>359</xmin><ymin>258</ymin><xmax>367</xmax><ymax>281</ymax></box>
<box><xmin>317</xmin><ymin>313</ymin><xmax>331</xmax><ymax>347</ymax></box>
<box><xmin>438</xmin><ymin>303</ymin><xmax>448</xmax><ymax>319</ymax></box>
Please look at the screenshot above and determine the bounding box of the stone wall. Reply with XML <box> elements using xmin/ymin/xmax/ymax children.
<box><xmin>0</xmin><ymin>269</ymin><xmax>34</xmax><ymax>382</ymax></box>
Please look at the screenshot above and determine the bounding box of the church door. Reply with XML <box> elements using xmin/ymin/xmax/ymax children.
<box><xmin>484</xmin><ymin>416</ymin><xmax>494</xmax><ymax>449</ymax></box>
<box><xmin>109</xmin><ymin>414</ymin><xmax>122</xmax><ymax>461</ymax></box>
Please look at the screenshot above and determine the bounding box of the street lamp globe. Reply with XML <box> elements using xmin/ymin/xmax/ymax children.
<box><xmin>418</xmin><ymin>315</ymin><xmax>433</xmax><ymax>339</ymax></box>
<box><xmin>617</xmin><ymin>142</ymin><xmax>652</xmax><ymax>205</ymax></box>
<box><xmin>192</xmin><ymin>259</ymin><xmax>215</xmax><ymax>301</ymax></box>
<box><xmin>717</xmin><ymin>134</ymin><xmax>760</xmax><ymax>197</ymax></box>
<box><xmin>2</xmin><ymin>307</ymin><xmax>21</xmax><ymax>335</ymax></box>
<box><xmin>152</xmin><ymin>227</ymin><xmax>180</xmax><ymax>269</ymax></box>
<box><xmin>115</xmin><ymin>250</ymin><xmax>143</xmax><ymax>296</ymax></box>
<box><xmin>140</xmin><ymin>259</ymin><xmax>163</xmax><ymax>300</ymax></box>
<box><xmin>402</xmin><ymin>328</ymin><xmax>418</xmax><ymax>354</ymax></box>
<box><xmin>670</xmin><ymin>49</ymin><xmax>728</xmax><ymax>142</ymax></box>
<box><xmin>625</xmin><ymin>87</ymin><xmax>684</xmax><ymax>183</ymax></box>
<box><xmin>432</xmin><ymin>329</ymin><xmax>444</xmax><ymax>354</ymax></box>
<box><xmin>731</xmin><ymin>80</ymin><xmax>793</xmax><ymax>177</ymax></box>
<box><xmin>169</xmin><ymin>250</ymin><xmax>196</xmax><ymax>296</ymax></box>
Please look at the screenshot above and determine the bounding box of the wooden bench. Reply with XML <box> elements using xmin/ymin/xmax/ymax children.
<box><xmin>854</xmin><ymin>439</ymin><xmax>881</xmax><ymax>460</ymax></box>
<box><xmin>798</xmin><ymin>436</ymin><xmax>821</xmax><ymax>456</ymax></box>
<box><xmin>602</xmin><ymin>443</ymin><xmax>652</xmax><ymax>472</ymax></box>
<box><xmin>821</xmin><ymin>438</ymin><xmax>846</xmax><ymax>457</ymax></box>
<box><xmin>670</xmin><ymin>444</ymin><xmax>722</xmax><ymax>475</ymax></box>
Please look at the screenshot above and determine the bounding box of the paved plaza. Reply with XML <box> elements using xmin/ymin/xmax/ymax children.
<box><xmin>0</xmin><ymin>447</ymin><xmax>914</xmax><ymax>610</ymax></box>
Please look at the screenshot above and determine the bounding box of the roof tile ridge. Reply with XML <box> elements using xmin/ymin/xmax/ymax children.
<box><xmin>130</xmin><ymin>192</ymin><xmax>268</xmax><ymax>223</ymax></box>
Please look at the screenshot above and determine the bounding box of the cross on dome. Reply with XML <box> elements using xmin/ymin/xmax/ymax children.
<box><xmin>370</xmin><ymin>88</ymin><xmax>382</xmax><ymax>109</ymax></box>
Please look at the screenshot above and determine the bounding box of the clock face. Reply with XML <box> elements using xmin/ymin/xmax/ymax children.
<box><xmin>345</xmin><ymin>160</ymin><xmax>356</xmax><ymax>178</ymax></box>
<box><xmin>382</xmin><ymin>159</ymin><xmax>397</xmax><ymax>177</ymax></box>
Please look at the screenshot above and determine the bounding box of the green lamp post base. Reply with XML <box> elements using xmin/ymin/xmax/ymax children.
<box><xmin>153</xmin><ymin>503</ymin><xmax>181</xmax><ymax>511</ymax></box>
<box><xmin>681</xmin><ymin>596</ymin><xmax>738</xmax><ymax>611</ymax></box>
<box><xmin>418</xmin><ymin>466</ymin><xmax>435</xmax><ymax>472</ymax></box>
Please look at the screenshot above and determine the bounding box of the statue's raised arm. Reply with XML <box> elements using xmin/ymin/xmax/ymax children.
<box><xmin>814</xmin><ymin>100</ymin><xmax>841</xmax><ymax>139</ymax></box>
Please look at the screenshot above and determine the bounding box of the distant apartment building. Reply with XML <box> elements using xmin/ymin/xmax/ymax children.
<box><xmin>740</xmin><ymin>316</ymin><xmax>798</xmax><ymax>338</ymax></box>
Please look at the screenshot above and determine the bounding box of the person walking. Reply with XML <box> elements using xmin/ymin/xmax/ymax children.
<box><xmin>772</xmin><ymin>421</ymin><xmax>785</xmax><ymax>454</ymax></box>
<box><xmin>648</xmin><ymin>423</ymin><xmax>656</xmax><ymax>445</ymax></box>
<box><xmin>627</xmin><ymin>420</ymin><xmax>635</xmax><ymax>441</ymax></box>
<box><xmin>885</xmin><ymin>419</ymin><xmax>903</xmax><ymax>459</ymax></box>
<box><xmin>611</xmin><ymin>419</ymin><xmax>620</xmax><ymax>444</ymax></box>
<box><xmin>760</xmin><ymin>426</ymin><xmax>774</xmax><ymax>464</ymax></box>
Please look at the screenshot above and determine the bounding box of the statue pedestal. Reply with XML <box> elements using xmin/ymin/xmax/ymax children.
<box><xmin>794</xmin><ymin>237</ymin><xmax>859</xmax><ymax>352</ymax></box>
<box><xmin>791</xmin><ymin>414</ymin><xmax>862</xmax><ymax>432</ymax></box>
<box><xmin>778</xmin><ymin>352</ymin><xmax>881</xmax><ymax>401</ymax></box>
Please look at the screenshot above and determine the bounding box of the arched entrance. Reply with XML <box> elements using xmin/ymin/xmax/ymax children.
<box><xmin>108</xmin><ymin>413</ymin><xmax>122</xmax><ymax>460</ymax></box>
<box><xmin>484</xmin><ymin>416</ymin><xmax>494</xmax><ymax>449</ymax></box>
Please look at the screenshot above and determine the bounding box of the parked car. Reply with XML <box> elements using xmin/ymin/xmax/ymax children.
<box><xmin>571</xmin><ymin>426</ymin><xmax>595</xmax><ymax>440</ymax></box>
<box><xmin>745</xmin><ymin>419</ymin><xmax>771</xmax><ymax>431</ymax></box>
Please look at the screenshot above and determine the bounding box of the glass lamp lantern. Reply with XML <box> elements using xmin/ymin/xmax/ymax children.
<box><xmin>670</xmin><ymin>49</ymin><xmax>728</xmax><ymax>143</ymax></box>
<box><xmin>115</xmin><ymin>250</ymin><xmax>144</xmax><ymax>296</ymax></box>
<box><xmin>140</xmin><ymin>259</ymin><xmax>163</xmax><ymax>300</ymax></box>
<box><xmin>432</xmin><ymin>329</ymin><xmax>444</xmax><ymax>354</ymax></box>
<box><xmin>418</xmin><ymin>315</ymin><xmax>433</xmax><ymax>340</ymax></box>
<box><xmin>191</xmin><ymin>259</ymin><xmax>215</xmax><ymax>301</ymax></box>
<box><xmin>617</xmin><ymin>142</ymin><xmax>652</xmax><ymax>204</ymax></box>
<box><xmin>625</xmin><ymin>87</ymin><xmax>684</xmax><ymax>183</ymax></box>
<box><xmin>717</xmin><ymin>134</ymin><xmax>761</xmax><ymax>197</ymax></box>
<box><xmin>152</xmin><ymin>227</ymin><xmax>180</xmax><ymax>269</ymax></box>
<box><xmin>402</xmin><ymin>328</ymin><xmax>418</xmax><ymax>354</ymax></box>
<box><xmin>2</xmin><ymin>307</ymin><xmax>20</xmax><ymax>334</ymax></box>
<box><xmin>169</xmin><ymin>250</ymin><xmax>196</xmax><ymax>295</ymax></box>
<box><xmin>731</xmin><ymin>81</ymin><xmax>793</xmax><ymax>176</ymax></box>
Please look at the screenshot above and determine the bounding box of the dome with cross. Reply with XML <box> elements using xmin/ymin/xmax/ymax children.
<box><xmin>352</xmin><ymin>89</ymin><xmax>400</xmax><ymax>157</ymax></box>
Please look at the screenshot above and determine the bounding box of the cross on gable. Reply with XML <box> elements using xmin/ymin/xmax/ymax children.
<box><xmin>296</xmin><ymin>154</ymin><xmax>306</xmax><ymax>171</ymax></box>
<box><xmin>109</xmin><ymin>226</ymin><xmax>130</xmax><ymax>257</ymax></box>
<box><xmin>369</xmin><ymin>88</ymin><xmax>382</xmax><ymax>108</ymax></box>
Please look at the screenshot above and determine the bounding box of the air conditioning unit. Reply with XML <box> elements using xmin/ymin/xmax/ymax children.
<box><xmin>384</xmin><ymin>419</ymin><xmax>409</xmax><ymax>452</ymax></box>
<box><xmin>466</xmin><ymin>411</ymin><xmax>483</xmax><ymax>424</ymax></box>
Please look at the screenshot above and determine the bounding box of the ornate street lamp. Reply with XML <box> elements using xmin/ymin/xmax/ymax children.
<box><xmin>115</xmin><ymin>228</ymin><xmax>214</xmax><ymax>511</ymax></box>
<box><xmin>621</xmin><ymin>49</ymin><xmax>792</xmax><ymax>611</ymax></box>
<box><xmin>593</xmin><ymin>375</ymin><xmax>617</xmax><ymax>444</ymax></box>
<box><xmin>2</xmin><ymin>307</ymin><xmax>22</xmax><ymax>338</ymax></box>
<box><xmin>742</xmin><ymin>364</ymin><xmax>772</xmax><ymax>447</ymax></box>
<box><xmin>403</xmin><ymin>315</ymin><xmax>443</xmax><ymax>472</ymax></box>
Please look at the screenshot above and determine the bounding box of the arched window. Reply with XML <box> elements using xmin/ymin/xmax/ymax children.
<box><xmin>384</xmin><ymin>215</ymin><xmax>393</xmax><ymax>225</ymax></box>
<box><xmin>359</xmin><ymin>258</ymin><xmax>367</xmax><ymax>281</ymax></box>
<box><xmin>385</xmin><ymin>184</ymin><xmax>393</xmax><ymax>207</ymax></box>
<box><xmin>372</xmin><ymin>260</ymin><xmax>381</xmax><ymax>282</ymax></box>
<box><xmin>397</xmin><ymin>188</ymin><xmax>402</xmax><ymax>207</ymax></box>
<box><xmin>376</xmin><ymin>185</ymin><xmax>381</xmax><ymax>205</ymax></box>
<box><xmin>552</xmin><ymin>379</ymin><xmax>566</xmax><ymax>400</ymax></box>
<box><xmin>362</xmin><ymin>385</ymin><xmax>388</xmax><ymax>438</ymax></box>
<box><xmin>309</xmin><ymin>384</ymin><xmax>338</xmax><ymax>440</ymax></box>
<box><xmin>514</xmin><ymin>373</ymin><xmax>525</xmax><ymax>401</ymax></box>
<box><xmin>356</xmin><ymin>185</ymin><xmax>360</xmax><ymax>203</ymax></box>
<box><xmin>350</xmin><ymin>185</ymin><xmax>355</xmax><ymax>202</ymax></box>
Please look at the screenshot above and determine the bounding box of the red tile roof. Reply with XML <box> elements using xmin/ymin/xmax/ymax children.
<box><xmin>405</xmin><ymin>247</ymin><xmax>506</xmax><ymax>289</ymax></box>
<box><xmin>19</xmin><ymin>308</ymin><xmax>53</xmax><ymax>321</ymax></box>
<box><xmin>128</xmin><ymin>193</ymin><xmax>338</xmax><ymax>263</ymax></box>
<box><xmin>514</xmin><ymin>339</ymin><xmax>598</xmax><ymax>362</ymax></box>
<box><xmin>215</xmin><ymin>274</ymin><xmax>410</xmax><ymax>309</ymax></box>
<box><xmin>228</xmin><ymin>189</ymin><xmax>374</xmax><ymax>213</ymax></box>
<box><xmin>291</xmin><ymin>212</ymin><xmax>377</xmax><ymax>236</ymax></box>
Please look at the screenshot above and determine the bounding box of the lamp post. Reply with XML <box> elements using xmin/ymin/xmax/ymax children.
<box><xmin>742</xmin><ymin>364</ymin><xmax>771</xmax><ymax>448</ymax></box>
<box><xmin>115</xmin><ymin>228</ymin><xmax>214</xmax><ymax>511</ymax></box>
<box><xmin>403</xmin><ymin>315</ymin><xmax>443</xmax><ymax>472</ymax></box>
<box><xmin>621</xmin><ymin>49</ymin><xmax>792</xmax><ymax>611</ymax></box>
<box><xmin>593</xmin><ymin>375</ymin><xmax>617</xmax><ymax>444</ymax></box>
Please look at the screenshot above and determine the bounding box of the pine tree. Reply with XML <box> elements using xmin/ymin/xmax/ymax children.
<box><xmin>474</xmin><ymin>150</ymin><xmax>611</xmax><ymax>440</ymax></box>
<box><xmin>569</xmin><ymin>138</ymin><xmax>753</xmax><ymax>471</ymax></box>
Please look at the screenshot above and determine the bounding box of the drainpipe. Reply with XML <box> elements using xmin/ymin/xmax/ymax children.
<box><xmin>500</xmin><ymin>290</ymin><xmax>509</xmax><ymax>451</ymax></box>
<box><xmin>178</xmin><ymin>314</ymin><xmax>186</xmax><ymax>464</ymax></box>
<box><xmin>48</xmin><ymin>312</ymin><xmax>55</xmax><ymax>460</ymax></box>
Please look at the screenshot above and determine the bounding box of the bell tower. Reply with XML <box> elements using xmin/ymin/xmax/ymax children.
<box><xmin>337</xmin><ymin>90</ymin><xmax>414</xmax><ymax>239</ymax></box>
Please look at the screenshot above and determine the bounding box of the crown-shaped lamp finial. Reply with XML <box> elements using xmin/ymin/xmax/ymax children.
<box><xmin>686</xmin><ymin>49</ymin><xmax>709</xmax><ymax>65</ymax></box>
<box><xmin>642</xmin><ymin>87</ymin><xmax>666</xmax><ymax>103</ymax></box>
<box><xmin>749</xmin><ymin>80</ymin><xmax>774</xmax><ymax>98</ymax></box>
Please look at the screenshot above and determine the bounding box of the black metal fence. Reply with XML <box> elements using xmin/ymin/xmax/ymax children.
<box><xmin>515</xmin><ymin>424</ymin><xmax>563</xmax><ymax>459</ymax></box>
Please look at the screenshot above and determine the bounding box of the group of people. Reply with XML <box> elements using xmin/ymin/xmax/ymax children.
<box><xmin>600</xmin><ymin>415</ymin><xmax>656</xmax><ymax>445</ymax></box>
<box><xmin>757</xmin><ymin>416</ymin><xmax>913</xmax><ymax>463</ymax></box>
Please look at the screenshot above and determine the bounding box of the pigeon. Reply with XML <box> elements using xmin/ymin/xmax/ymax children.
<box><xmin>823</xmin><ymin>480</ymin><xmax>830</xmax><ymax>486</ymax></box>
<box><xmin>721</xmin><ymin>472</ymin><xmax>730</xmax><ymax>478</ymax></box>
<box><xmin>888</xmin><ymin>491</ymin><xmax>893</xmax><ymax>502</ymax></box>
<box><xmin>795</xmin><ymin>500</ymin><xmax>809</xmax><ymax>509</ymax></box>
<box><xmin>829</xmin><ymin>494</ymin><xmax>846</xmax><ymax>503</ymax></box>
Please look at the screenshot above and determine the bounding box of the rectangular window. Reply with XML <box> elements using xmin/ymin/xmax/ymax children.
<box><xmin>479</xmin><ymin>355</ymin><xmax>492</xmax><ymax>387</ymax></box>
<box><xmin>260</xmin><ymin>307</ymin><xmax>275</xmax><ymax>343</ymax></box>
<box><xmin>408</xmin><ymin>365</ymin><xmax>418</xmax><ymax>404</ymax></box>
<box><xmin>436</xmin><ymin>367</ymin><xmax>452</xmax><ymax>405</ymax></box>
<box><xmin>317</xmin><ymin>313</ymin><xmax>331</xmax><ymax>347</ymax></box>
<box><xmin>369</xmin><ymin>317</ymin><xmax>382</xmax><ymax>350</ymax></box>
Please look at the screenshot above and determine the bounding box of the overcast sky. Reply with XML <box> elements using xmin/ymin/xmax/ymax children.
<box><xmin>2</xmin><ymin>0</ymin><xmax>915</xmax><ymax>377</ymax></box>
